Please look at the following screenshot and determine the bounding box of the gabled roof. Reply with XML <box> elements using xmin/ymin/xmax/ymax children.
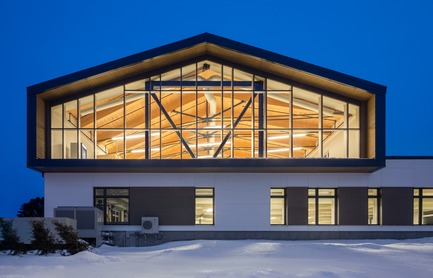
<box><xmin>27</xmin><ymin>33</ymin><xmax>386</xmax><ymax>101</ymax></box>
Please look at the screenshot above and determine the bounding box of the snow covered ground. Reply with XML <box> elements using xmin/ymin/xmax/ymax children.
<box><xmin>1</xmin><ymin>237</ymin><xmax>433</xmax><ymax>278</ymax></box>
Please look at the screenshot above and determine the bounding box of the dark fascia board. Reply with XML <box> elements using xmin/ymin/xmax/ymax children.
<box><xmin>28</xmin><ymin>158</ymin><xmax>385</xmax><ymax>174</ymax></box>
<box><xmin>27</xmin><ymin>33</ymin><xmax>387</xmax><ymax>96</ymax></box>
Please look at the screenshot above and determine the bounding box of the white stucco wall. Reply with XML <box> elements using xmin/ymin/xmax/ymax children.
<box><xmin>44</xmin><ymin>159</ymin><xmax>433</xmax><ymax>232</ymax></box>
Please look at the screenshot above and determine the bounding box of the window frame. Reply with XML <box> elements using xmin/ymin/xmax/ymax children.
<box><xmin>308</xmin><ymin>188</ymin><xmax>338</xmax><ymax>225</ymax></box>
<box><xmin>94</xmin><ymin>187</ymin><xmax>130</xmax><ymax>225</ymax></box>
<box><xmin>195</xmin><ymin>187</ymin><xmax>215</xmax><ymax>225</ymax></box>
<box><xmin>270</xmin><ymin>188</ymin><xmax>287</xmax><ymax>225</ymax></box>
<box><xmin>414</xmin><ymin>188</ymin><xmax>433</xmax><ymax>225</ymax></box>
<box><xmin>368</xmin><ymin>188</ymin><xmax>381</xmax><ymax>225</ymax></box>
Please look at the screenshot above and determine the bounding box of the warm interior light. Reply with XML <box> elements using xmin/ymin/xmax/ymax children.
<box><xmin>112</xmin><ymin>132</ymin><xmax>160</xmax><ymax>141</ymax></box>
<box><xmin>130</xmin><ymin>148</ymin><xmax>160</xmax><ymax>153</ymax></box>
<box><xmin>268</xmin><ymin>133</ymin><xmax>307</xmax><ymax>140</ymax></box>
<box><xmin>205</xmin><ymin>208</ymin><xmax>213</xmax><ymax>213</ymax></box>
<box><xmin>265</xmin><ymin>147</ymin><xmax>303</xmax><ymax>153</ymax></box>
<box><xmin>198</xmin><ymin>154</ymin><xmax>222</xmax><ymax>158</ymax></box>
<box><xmin>203</xmin><ymin>125</ymin><xmax>226</xmax><ymax>129</ymax></box>
<box><xmin>190</xmin><ymin>141</ymin><xmax>231</xmax><ymax>148</ymax></box>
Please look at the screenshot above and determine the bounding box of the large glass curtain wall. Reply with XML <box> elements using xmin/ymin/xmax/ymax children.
<box><xmin>50</xmin><ymin>60</ymin><xmax>360</xmax><ymax>159</ymax></box>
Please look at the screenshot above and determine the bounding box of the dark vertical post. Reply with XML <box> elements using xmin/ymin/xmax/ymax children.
<box><xmin>258</xmin><ymin>84</ymin><xmax>264</xmax><ymax>158</ymax></box>
<box><xmin>145</xmin><ymin>81</ymin><xmax>150</xmax><ymax>160</ymax></box>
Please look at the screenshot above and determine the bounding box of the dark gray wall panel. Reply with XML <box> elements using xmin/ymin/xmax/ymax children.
<box><xmin>130</xmin><ymin>187</ymin><xmax>195</xmax><ymax>226</ymax></box>
<box><xmin>339</xmin><ymin>187</ymin><xmax>368</xmax><ymax>225</ymax></box>
<box><xmin>382</xmin><ymin>187</ymin><xmax>413</xmax><ymax>225</ymax></box>
<box><xmin>287</xmin><ymin>187</ymin><xmax>308</xmax><ymax>225</ymax></box>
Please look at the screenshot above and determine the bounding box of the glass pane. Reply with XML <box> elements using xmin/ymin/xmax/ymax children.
<box><xmin>161</xmin><ymin>91</ymin><xmax>180</xmax><ymax>127</ymax></box>
<box><xmin>318</xmin><ymin>189</ymin><xmax>335</xmax><ymax>196</ymax></box>
<box><xmin>308</xmin><ymin>189</ymin><xmax>316</xmax><ymax>196</ymax></box>
<box><xmin>233</xmin><ymin>130</ymin><xmax>252</xmax><ymax>158</ymax></box>
<box><xmin>79</xmin><ymin>95</ymin><xmax>94</xmax><ymax>128</ymax></box>
<box><xmin>195</xmin><ymin>197</ymin><xmax>213</xmax><ymax>225</ymax></box>
<box><xmin>414</xmin><ymin>189</ymin><xmax>420</xmax><ymax>196</ymax></box>
<box><xmin>323</xmin><ymin>129</ymin><xmax>347</xmax><ymax>158</ymax></box>
<box><xmin>267</xmin><ymin>79</ymin><xmax>291</xmax><ymax>90</ymax></box>
<box><xmin>368</xmin><ymin>198</ymin><xmax>379</xmax><ymax>225</ymax></box>
<box><xmin>423</xmin><ymin>189</ymin><xmax>433</xmax><ymax>196</ymax></box>
<box><xmin>196</xmin><ymin>131</ymin><xmax>222</xmax><ymax>159</ymax></box>
<box><xmin>150</xmin><ymin>129</ymin><xmax>161</xmax><ymax>159</ymax></box>
<box><xmin>233</xmin><ymin>69</ymin><xmax>252</xmax><ymax>89</ymax></box>
<box><xmin>125</xmin><ymin>79</ymin><xmax>145</xmax><ymax>90</ymax></box>
<box><xmin>160</xmin><ymin>130</ymin><xmax>180</xmax><ymax>159</ymax></box>
<box><xmin>414</xmin><ymin>199</ymin><xmax>419</xmax><ymax>225</ymax></box>
<box><xmin>196</xmin><ymin>188</ymin><xmax>213</xmax><ymax>196</ymax></box>
<box><xmin>51</xmin><ymin>130</ymin><xmax>62</xmax><ymax>158</ymax></box>
<box><xmin>161</xmin><ymin>68</ymin><xmax>180</xmax><ymax>82</ymax></box>
<box><xmin>349</xmin><ymin>130</ymin><xmax>360</xmax><ymax>158</ymax></box>
<box><xmin>293</xmin><ymin>87</ymin><xmax>320</xmax><ymax>129</ymax></box>
<box><xmin>51</xmin><ymin>105</ymin><xmax>62</xmax><ymax>128</ymax></box>
<box><xmin>95</xmin><ymin>189</ymin><xmax>104</xmax><ymax>196</ymax></box>
<box><xmin>106</xmin><ymin>189</ymin><xmax>129</xmax><ymax>196</ymax></box>
<box><xmin>95</xmin><ymin>86</ymin><xmax>124</xmax><ymax>128</ymax></box>
<box><xmin>422</xmin><ymin>199</ymin><xmax>433</xmax><ymax>225</ymax></box>
<box><xmin>79</xmin><ymin>130</ymin><xmax>94</xmax><ymax>159</ymax></box>
<box><xmin>64</xmin><ymin>129</ymin><xmax>78</xmax><ymax>159</ymax></box>
<box><xmin>349</xmin><ymin>104</ymin><xmax>360</xmax><ymax>129</ymax></box>
<box><xmin>64</xmin><ymin>100</ymin><xmax>78</xmax><ymax>128</ymax></box>
<box><xmin>197</xmin><ymin>61</ymin><xmax>221</xmax><ymax>86</ymax></box>
<box><xmin>182</xmin><ymin>63</ymin><xmax>197</xmax><ymax>84</ymax></box>
<box><xmin>125</xmin><ymin>130</ymin><xmax>145</xmax><ymax>159</ymax></box>
<box><xmin>96</xmin><ymin>130</ymin><xmax>124</xmax><ymax>159</ymax></box>
<box><xmin>125</xmin><ymin>92</ymin><xmax>145</xmax><ymax>128</ymax></box>
<box><xmin>233</xmin><ymin>91</ymin><xmax>253</xmax><ymax>129</ymax></box>
<box><xmin>106</xmin><ymin>198</ymin><xmax>128</xmax><ymax>224</ymax></box>
<box><xmin>271</xmin><ymin>189</ymin><xmax>285</xmax><ymax>196</ymax></box>
<box><xmin>368</xmin><ymin>189</ymin><xmax>379</xmax><ymax>196</ymax></box>
<box><xmin>267</xmin><ymin>130</ymin><xmax>290</xmax><ymax>158</ymax></box>
<box><xmin>318</xmin><ymin>198</ymin><xmax>335</xmax><ymax>224</ymax></box>
<box><xmin>270</xmin><ymin>198</ymin><xmax>285</xmax><ymax>225</ymax></box>
<box><xmin>267</xmin><ymin>91</ymin><xmax>290</xmax><ymax>129</ymax></box>
<box><xmin>308</xmin><ymin>198</ymin><xmax>316</xmax><ymax>224</ymax></box>
<box><xmin>323</xmin><ymin>96</ymin><xmax>346</xmax><ymax>129</ymax></box>
<box><xmin>222</xmin><ymin>91</ymin><xmax>233</xmax><ymax>129</ymax></box>
<box><xmin>223</xmin><ymin>65</ymin><xmax>232</xmax><ymax>83</ymax></box>
<box><xmin>297</xmin><ymin>130</ymin><xmax>319</xmax><ymax>158</ymax></box>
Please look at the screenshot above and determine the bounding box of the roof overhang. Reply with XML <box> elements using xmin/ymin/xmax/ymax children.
<box><xmin>27</xmin><ymin>33</ymin><xmax>386</xmax><ymax>101</ymax></box>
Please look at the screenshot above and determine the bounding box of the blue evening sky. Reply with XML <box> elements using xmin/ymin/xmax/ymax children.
<box><xmin>1</xmin><ymin>1</ymin><xmax>432</xmax><ymax>217</ymax></box>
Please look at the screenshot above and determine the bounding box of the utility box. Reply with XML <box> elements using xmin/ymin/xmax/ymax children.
<box><xmin>54</xmin><ymin>206</ymin><xmax>103</xmax><ymax>246</ymax></box>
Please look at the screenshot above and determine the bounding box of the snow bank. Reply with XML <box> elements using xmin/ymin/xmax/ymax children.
<box><xmin>1</xmin><ymin>238</ymin><xmax>433</xmax><ymax>277</ymax></box>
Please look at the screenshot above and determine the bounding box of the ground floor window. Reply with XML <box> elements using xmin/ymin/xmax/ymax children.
<box><xmin>195</xmin><ymin>188</ymin><xmax>214</xmax><ymax>225</ymax></box>
<box><xmin>368</xmin><ymin>188</ymin><xmax>381</xmax><ymax>225</ymax></box>
<box><xmin>94</xmin><ymin>188</ymin><xmax>129</xmax><ymax>224</ymax></box>
<box><xmin>270</xmin><ymin>188</ymin><xmax>286</xmax><ymax>225</ymax></box>
<box><xmin>414</xmin><ymin>188</ymin><xmax>433</xmax><ymax>225</ymax></box>
<box><xmin>308</xmin><ymin>188</ymin><xmax>337</xmax><ymax>225</ymax></box>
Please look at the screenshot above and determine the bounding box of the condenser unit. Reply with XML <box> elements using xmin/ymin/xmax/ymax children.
<box><xmin>141</xmin><ymin>217</ymin><xmax>159</xmax><ymax>234</ymax></box>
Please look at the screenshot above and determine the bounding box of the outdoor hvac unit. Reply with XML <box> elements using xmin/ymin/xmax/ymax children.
<box><xmin>141</xmin><ymin>217</ymin><xmax>159</xmax><ymax>234</ymax></box>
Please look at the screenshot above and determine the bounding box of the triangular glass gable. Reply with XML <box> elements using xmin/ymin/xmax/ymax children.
<box><xmin>49</xmin><ymin>60</ymin><xmax>360</xmax><ymax>160</ymax></box>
